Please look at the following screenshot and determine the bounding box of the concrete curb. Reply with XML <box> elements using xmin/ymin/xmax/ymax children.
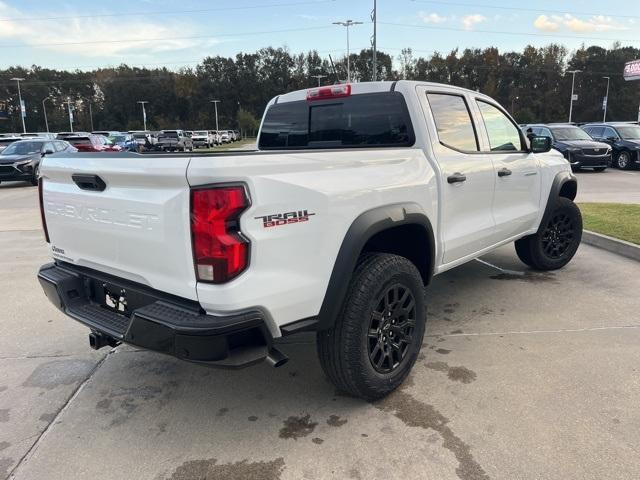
<box><xmin>582</xmin><ymin>230</ymin><xmax>640</xmax><ymax>262</ymax></box>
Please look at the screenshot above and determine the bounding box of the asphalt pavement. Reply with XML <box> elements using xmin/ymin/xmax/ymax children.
<box><xmin>575</xmin><ymin>168</ymin><xmax>640</xmax><ymax>204</ymax></box>
<box><xmin>1</xmin><ymin>170</ymin><xmax>639</xmax><ymax>480</ymax></box>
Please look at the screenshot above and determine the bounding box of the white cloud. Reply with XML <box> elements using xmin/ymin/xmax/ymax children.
<box><xmin>0</xmin><ymin>1</ymin><xmax>219</xmax><ymax>59</ymax></box>
<box><xmin>419</xmin><ymin>12</ymin><xmax>448</xmax><ymax>24</ymax></box>
<box><xmin>533</xmin><ymin>13</ymin><xmax>629</xmax><ymax>34</ymax></box>
<box><xmin>533</xmin><ymin>15</ymin><xmax>560</xmax><ymax>32</ymax></box>
<box><xmin>461</xmin><ymin>14</ymin><xmax>486</xmax><ymax>30</ymax></box>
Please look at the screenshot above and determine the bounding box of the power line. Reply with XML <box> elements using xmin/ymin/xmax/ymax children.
<box><xmin>0</xmin><ymin>25</ymin><xmax>335</xmax><ymax>49</ymax></box>
<box><xmin>0</xmin><ymin>0</ymin><xmax>334</xmax><ymax>22</ymax></box>
<box><xmin>410</xmin><ymin>0</ymin><xmax>640</xmax><ymax>21</ymax></box>
<box><xmin>379</xmin><ymin>21</ymin><xmax>640</xmax><ymax>44</ymax></box>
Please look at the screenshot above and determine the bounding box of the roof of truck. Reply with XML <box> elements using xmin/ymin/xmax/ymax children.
<box><xmin>272</xmin><ymin>80</ymin><xmax>495</xmax><ymax>106</ymax></box>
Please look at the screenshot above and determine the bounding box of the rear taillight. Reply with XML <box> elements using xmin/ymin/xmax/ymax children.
<box><xmin>38</xmin><ymin>178</ymin><xmax>50</xmax><ymax>243</ymax></box>
<box><xmin>190</xmin><ymin>185</ymin><xmax>250</xmax><ymax>283</ymax></box>
<box><xmin>307</xmin><ymin>84</ymin><xmax>351</xmax><ymax>101</ymax></box>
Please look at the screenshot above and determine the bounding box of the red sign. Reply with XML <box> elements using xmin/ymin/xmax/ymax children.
<box><xmin>624</xmin><ymin>59</ymin><xmax>640</xmax><ymax>81</ymax></box>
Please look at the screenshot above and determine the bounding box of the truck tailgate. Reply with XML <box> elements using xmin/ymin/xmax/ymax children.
<box><xmin>41</xmin><ymin>154</ymin><xmax>197</xmax><ymax>300</ymax></box>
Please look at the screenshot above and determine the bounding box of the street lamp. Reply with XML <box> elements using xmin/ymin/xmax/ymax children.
<box><xmin>137</xmin><ymin>101</ymin><xmax>149</xmax><ymax>131</ymax></box>
<box><xmin>311</xmin><ymin>74</ymin><xmax>327</xmax><ymax>87</ymax></box>
<box><xmin>10</xmin><ymin>77</ymin><xmax>26</xmax><ymax>133</ymax></box>
<box><xmin>602</xmin><ymin>76</ymin><xmax>610</xmax><ymax>122</ymax></box>
<box><xmin>511</xmin><ymin>96</ymin><xmax>519</xmax><ymax>114</ymax></box>
<box><xmin>66</xmin><ymin>98</ymin><xmax>74</xmax><ymax>133</ymax></box>
<box><xmin>333</xmin><ymin>20</ymin><xmax>363</xmax><ymax>83</ymax></box>
<box><xmin>42</xmin><ymin>97</ymin><xmax>50</xmax><ymax>133</ymax></box>
<box><xmin>567</xmin><ymin>70</ymin><xmax>581</xmax><ymax>123</ymax></box>
<box><xmin>210</xmin><ymin>100</ymin><xmax>220</xmax><ymax>132</ymax></box>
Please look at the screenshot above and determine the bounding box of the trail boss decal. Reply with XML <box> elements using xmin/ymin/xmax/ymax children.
<box><xmin>255</xmin><ymin>210</ymin><xmax>315</xmax><ymax>228</ymax></box>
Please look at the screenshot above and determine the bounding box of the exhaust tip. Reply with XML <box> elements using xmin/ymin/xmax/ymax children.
<box><xmin>265</xmin><ymin>348</ymin><xmax>289</xmax><ymax>368</ymax></box>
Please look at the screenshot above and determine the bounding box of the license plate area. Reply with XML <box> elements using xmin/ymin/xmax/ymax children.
<box><xmin>103</xmin><ymin>283</ymin><xmax>129</xmax><ymax>314</ymax></box>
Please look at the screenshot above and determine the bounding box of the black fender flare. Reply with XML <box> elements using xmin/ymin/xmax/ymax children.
<box><xmin>540</xmin><ymin>171</ymin><xmax>577</xmax><ymax>229</ymax></box>
<box><xmin>315</xmin><ymin>203</ymin><xmax>435</xmax><ymax>331</ymax></box>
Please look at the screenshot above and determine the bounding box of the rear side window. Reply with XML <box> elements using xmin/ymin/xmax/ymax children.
<box><xmin>259</xmin><ymin>92</ymin><xmax>415</xmax><ymax>150</ymax></box>
<box><xmin>426</xmin><ymin>93</ymin><xmax>478</xmax><ymax>152</ymax></box>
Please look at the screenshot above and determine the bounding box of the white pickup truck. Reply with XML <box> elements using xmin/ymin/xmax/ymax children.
<box><xmin>37</xmin><ymin>81</ymin><xmax>581</xmax><ymax>400</ymax></box>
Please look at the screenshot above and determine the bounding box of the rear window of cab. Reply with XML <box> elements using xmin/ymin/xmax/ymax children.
<box><xmin>259</xmin><ymin>92</ymin><xmax>415</xmax><ymax>150</ymax></box>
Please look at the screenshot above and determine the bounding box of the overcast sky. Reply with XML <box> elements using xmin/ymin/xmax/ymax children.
<box><xmin>0</xmin><ymin>0</ymin><xmax>638</xmax><ymax>71</ymax></box>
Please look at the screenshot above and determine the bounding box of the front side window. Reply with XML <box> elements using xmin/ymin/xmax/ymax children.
<box><xmin>550</xmin><ymin>127</ymin><xmax>592</xmax><ymax>141</ymax></box>
<box><xmin>1</xmin><ymin>141</ymin><xmax>43</xmax><ymax>155</ymax></box>
<box><xmin>476</xmin><ymin>100</ymin><xmax>523</xmax><ymax>152</ymax></box>
<box><xmin>426</xmin><ymin>93</ymin><xmax>478</xmax><ymax>152</ymax></box>
<box><xmin>617</xmin><ymin>126</ymin><xmax>640</xmax><ymax>140</ymax></box>
<box><xmin>602</xmin><ymin>127</ymin><xmax>618</xmax><ymax>139</ymax></box>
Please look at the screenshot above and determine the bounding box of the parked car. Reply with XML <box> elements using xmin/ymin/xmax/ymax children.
<box><xmin>209</xmin><ymin>130</ymin><xmax>221</xmax><ymax>145</ymax></box>
<box><xmin>0</xmin><ymin>136</ymin><xmax>22</xmax><ymax>153</ymax></box>
<box><xmin>92</xmin><ymin>131</ymin><xmax>120</xmax><ymax>138</ymax></box>
<box><xmin>65</xmin><ymin>135</ymin><xmax>122</xmax><ymax>152</ymax></box>
<box><xmin>108</xmin><ymin>133</ymin><xmax>138</xmax><ymax>152</ymax></box>
<box><xmin>581</xmin><ymin>123</ymin><xmax>640</xmax><ymax>170</ymax></box>
<box><xmin>57</xmin><ymin>132</ymin><xmax>90</xmax><ymax>140</ymax></box>
<box><xmin>191</xmin><ymin>130</ymin><xmax>214</xmax><ymax>148</ymax></box>
<box><xmin>37</xmin><ymin>81</ymin><xmax>579</xmax><ymax>400</ymax></box>
<box><xmin>0</xmin><ymin>139</ymin><xmax>75</xmax><ymax>185</ymax></box>
<box><xmin>131</xmin><ymin>132</ymin><xmax>156</xmax><ymax>151</ymax></box>
<box><xmin>21</xmin><ymin>132</ymin><xmax>56</xmax><ymax>139</ymax></box>
<box><xmin>156</xmin><ymin>130</ymin><xmax>193</xmax><ymax>152</ymax></box>
<box><xmin>219</xmin><ymin>130</ymin><xmax>231</xmax><ymax>143</ymax></box>
<box><xmin>523</xmin><ymin>124</ymin><xmax>610</xmax><ymax>172</ymax></box>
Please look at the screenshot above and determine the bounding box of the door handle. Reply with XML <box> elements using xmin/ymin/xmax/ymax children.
<box><xmin>72</xmin><ymin>173</ymin><xmax>106</xmax><ymax>192</ymax></box>
<box><xmin>497</xmin><ymin>168</ymin><xmax>512</xmax><ymax>177</ymax></box>
<box><xmin>447</xmin><ymin>172</ymin><xmax>467</xmax><ymax>184</ymax></box>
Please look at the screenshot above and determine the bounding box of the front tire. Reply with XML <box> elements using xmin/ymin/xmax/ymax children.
<box><xmin>30</xmin><ymin>164</ymin><xmax>40</xmax><ymax>186</ymax></box>
<box><xmin>515</xmin><ymin>197</ymin><xmax>582</xmax><ymax>270</ymax></box>
<box><xmin>316</xmin><ymin>253</ymin><xmax>426</xmax><ymax>401</ymax></box>
<box><xmin>616</xmin><ymin>151</ymin><xmax>632</xmax><ymax>170</ymax></box>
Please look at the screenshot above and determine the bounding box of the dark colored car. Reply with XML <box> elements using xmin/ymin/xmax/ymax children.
<box><xmin>581</xmin><ymin>123</ymin><xmax>640</xmax><ymax>170</ymax></box>
<box><xmin>108</xmin><ymin>133</ymin><xmax>138</xmax><ymax>152</ymax></box>
<box><xmin>0</xmin><ymin>139</ymin><xmax>76</xmax><ymax>185</ymax></box>
<box><xmin>65</xmin><ymin>135</ymin><xmax>122</xmax><ymax>152</ymax></box>
<box><xmin>523</xmin><ymin>124</ymin><xmax>611</xmax><ymax>172</ymax></box>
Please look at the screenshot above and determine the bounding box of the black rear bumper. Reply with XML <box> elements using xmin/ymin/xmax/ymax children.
<box><xmin>38</xmin><ymin>263</ymin><xmax>273</xmax><ymax>368</ymax></box>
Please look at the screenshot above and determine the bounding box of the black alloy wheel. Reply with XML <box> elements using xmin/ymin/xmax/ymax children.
<box><xmin>368</xmin><ymin>283</ymin><xmax>416</xmax><ymax>373</ymax></box>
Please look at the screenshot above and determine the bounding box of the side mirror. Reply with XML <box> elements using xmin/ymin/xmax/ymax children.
<box><xmin>530</xmin><ymin>136</ymin><xmax>552</xmax><ymax>154</ymax></box>
<box><xmin>606</xmin><ymin>136</ymin><xmax>617</xmax><ymax>142</ymax></box>
<box><xmin>43</xmin><ymin>149</ymin><xmax>54</xmax><ymax>155</ymax></box>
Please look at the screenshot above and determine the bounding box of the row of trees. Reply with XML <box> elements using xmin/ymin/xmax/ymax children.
<box><xmin>0</xmin><ymin>44</ymin><xmax>638</xmax><ymax>134</ymax></box>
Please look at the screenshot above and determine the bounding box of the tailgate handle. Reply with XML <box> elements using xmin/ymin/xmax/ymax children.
<box><xmin>72</xmin><ymin>174</ymin><xmax>106</xmax><ymax>192</ymax></box>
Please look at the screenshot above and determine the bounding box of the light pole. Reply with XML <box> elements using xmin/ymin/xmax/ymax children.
<box><xmin>42</xmin><ymin>97</ymin><xmax>50</xmax><ymax>133</ymax></box>
<box><xmin>88</xmin><ymin>101</ymin><xmax>94</xmax><ymax>132</ymax></box>
<box><xmin>567</xmin><ymin>70</ymin><xmax>581</xmax><ymax>123</ymax></box>
<box><xmin>511</xmin><ymin>96</ymin><xmax>519</xmax><ymax>114</ymax></box>
<box><xmin>137</xmin><ymin>101</ymin><xmax>149</xmax><ymax>131</ymax></box>
<box><xmin>371</xmin><ymin>0</ymin><xmax>377</xmax><ymax>81</ymax></box>
<box><xmin>66</xmin><ymin>98</ymin><xmax>74</xmax><ymax>132</ymax></box>
<box><xmin>333</xmin><ymin>20</ymin><xmax>363</xmax><ymax>83</ymax></box>
<box><xmin>602</xmin><ymin>76</ymin><xmax>610</xmax><ymax>122</ymax></box>
<box><xmin>311</xmin><ymin>74</ymin><xmax>327</xmax><ymax>87</ymax></box>
<box><xmin>210</xmin><ymin>100</ymin><xmax>220</xmax><ymax>132</ymax></box>
<box><xmin>10</xmin><ymin>77</ymin><xmax>26</xmax><ymax>133</ymax></box>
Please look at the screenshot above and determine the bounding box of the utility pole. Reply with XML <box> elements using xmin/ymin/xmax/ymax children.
<box><xmin>567</xmin><ymin>70</ymin><xmax>581</xmax><ymax>123</ymax></box>
<box><xmin>42</xmin><ymin>97</ymin><xmax>50</xmax><ymax>133</ymax></box>
<box><xmin>602</xmin><ymin>76</ymin><xmax>610</xmax><ymax>122</ymax></box>
<box><xmin>137</xmin><ymin>101</ymin><xmax>149</xmax><ymax>131</ymax></box>
<box><xmin>10</xmin><ymin>77</ymin><xmax>26</xmax><ymax>133</ymax></box>
<box><xmin>88</xmin><ymin>102</ymin><xmax>94</xmax><ymax>131</ymax></box>
<box><xmin>333</xmin><ymin>20</ymin><xmax>363</xmax><ymax>83</ymax></box>
<box><xmin>311</xmin><ymin>74</ymin><xmax>327</xmax><ymax>87</ymax></box>
<box><xmin>371</xmin><ymin>0</ymin><xmax>377</xmax><ymax>81</ymax></box>
<box><xmin>67</xmin><ymin>98</ymin><xmax>74</xmax><ymax>132</ymax></box>
<box><xmin>210</xmin><ymin>100</ymin><xmax>220</xmax><ymax>132</ymax></box>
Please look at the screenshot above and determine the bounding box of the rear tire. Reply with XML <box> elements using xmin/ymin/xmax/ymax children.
<box><xmin>515</xmin><ymin>197</ymin><xmax>582</xmax><ymax>271</ymax></box>
<box><xmin>316</xmin><ymin>253</ymin><xmax>426</xmax><ymax>401</ymax></box>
